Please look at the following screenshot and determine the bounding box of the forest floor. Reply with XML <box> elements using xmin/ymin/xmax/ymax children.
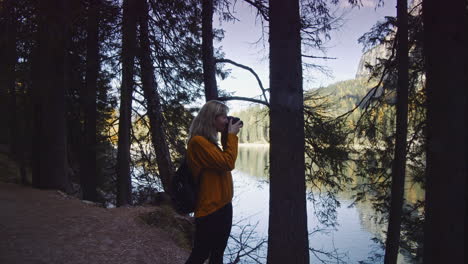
<box><xmin>0</xmin><ymin>152</ymin><xmax>191</xmax><ymax>264</ymax></box>
<box><xmin>0</xmin><ymin>182</ymin><xmax>191</xmax><ymax>264</ymax></box>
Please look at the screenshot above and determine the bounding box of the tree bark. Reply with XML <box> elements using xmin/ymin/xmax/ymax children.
<box><xmin>0</xmin><ymin>0</ymin><xmax>15</xmax><ymax>148</ymax></box>
<box><xmin>0</xmin><ymin>0</ymin><xmax>18</xmax><ymax>153</ymax></box>
<box><xmin>116</xmin><ymin>0</ymin><xmax>137</xmax><ymax>207</ymax></box>
<box><xmin>137</xmin><ymin>0</ymin><xmax>175</xmax><ymax>193</ymax></box>
<box><xmin>0</xmin><ymin>2</ymin><xmax>8</xmax><ymax>145</ymax></box>
<box><xmin>423</xmin><ymin>0</ymin><xmax>467</xmax><ymax>263</ymax></box>
<box><xmin>201</xmin><ymin>0</ymin><xmax>218</xmax><ymax>101</ymax></box>
<box><xmin>31</xmin><ymin>0</ymin><xmax>69</xmax><ymax>191</ymax></box>
<box><xmin>384</xmin><ymin>0</ymin><xmax>409</xmax><ymax>263</ymax></box>
<box><xmin>82</xmin><ymin>0</ymin><xmax>100</xmax><ymax>202</ymax></box>
<box><xmin>267</xmin><ymin>0</ymin><xmax>309</xmax><ymax>263</ymax></box>
<box><xmin>3</xmin><ymin>0</ymin><xmax>27</xmax><ymax>186</ymax></box>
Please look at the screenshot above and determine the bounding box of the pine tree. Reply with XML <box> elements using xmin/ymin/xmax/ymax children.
<box><xmin>0</xmin><ymin>0</ymin><xmax>18</xmax><ymax>152</ymax></box>
<box><xmin>82</xmin><ymin>0</ymin><xmax>100</xmax><ymax>202</ymax></box>
<box><xmin>31</xmin><ymin>0</ymin><xmax>69</xmax><ymax>191</ymax></box>
<box><xmin>202</xmin><ymin>0</ymin><xmax>218</xmax><ymax>101</ymax></box>
<box><xmin>116</xmin><ymin>0</ymin><xmax>137</xmax><ymax>206</ymax></box>
<box><xmin>422</xmin><ymin>0</ymin><xmax>467</xmax><ymax>262</ymax></box>
<box><xmin>384</xmin><ymin>0</ymin><xmax>409</xmax><ymax>262</ymax></box>
<box><xmin>137</xmin><ymin>0</ymin><xmax>175</xmax><ymax>193</ymax></box>
<box><xmin>267</xmin><ymin>0</ymin><xmax>309</xmax><ymax>262</ymax></box>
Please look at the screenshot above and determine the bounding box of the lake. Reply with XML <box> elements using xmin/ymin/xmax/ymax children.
<box><xmin>225</xmin><ymin>145</ymin><xmax>416</xmax><ymax>264</ymax></box>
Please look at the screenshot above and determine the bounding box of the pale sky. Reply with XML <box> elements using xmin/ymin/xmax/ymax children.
<box><xmin>215</xmin><ymin>0</ymin><xmax>396</xmax><ymax>110</ymax></box>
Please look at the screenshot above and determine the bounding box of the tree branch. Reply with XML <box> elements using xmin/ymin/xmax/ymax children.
<box><xmin>332</xmin><ymin>34</ymin><xmax>397</xmax><ymax>123</ymax></box>
<box><xmin>215</xmin><ymin>58</ymin><xmax>269</xmax><ymax>104</ymax></box>
<box><xmin>241</xmin><ymin>0</ymin><xmax>269</xmax><ymax>22</ymax></box>
<box><xmin>302</xmin><ymin>54</ymin><xmax>337</xmax><ymax>60</ymax></box>
<box><xmin>217</xmin><ymin>96</ymin><xmax>270</xmax><ymax>107</ymax></box>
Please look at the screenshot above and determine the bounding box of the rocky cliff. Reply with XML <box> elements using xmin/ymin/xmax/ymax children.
<box><xmin>355</xmin><ymin>0</ymin><xmax>422</xmax><ymax>79</ymax></box>
<box><xmin>355</xmin><ymin>41</ymin><xmax>392</xmax><ymax>79</ymax></box>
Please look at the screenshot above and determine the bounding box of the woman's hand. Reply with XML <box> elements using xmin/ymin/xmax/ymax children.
<box><xmin>227</xmin><ymin>119</ymin><xmax>243</xmax><ymax>135</ymax></box>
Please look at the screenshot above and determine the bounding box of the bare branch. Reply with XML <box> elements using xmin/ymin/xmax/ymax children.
<box><xmin>302</xmin><ymin>54</ymin><xmax>337</xmax><ymax>60</ymax></box>
<box><xmin>217</xmin><ymin>96</ymin><xmax>269</xmax><ymax>107</ymax></box>
<box><xmin>241</xmin><ymin>0</ymin><xmax>269</xmax><ymax>22</ymax></box>
<box><xmin>215</xmin><ymin>58</ymin><xmax>269</xmax><ymax>104</ymax></box>
<box><xmin>331</xmin><ymin>36</ymin><xmax>397</xmax><ymax>124</ymax></box>
<box><xmin>226</xmin><ymin>220</ymin><xmax>266</xmax><ymax>264</ymax></box>
<box><xmin>132</xmin><ymin>95</ymin><xmax>146</xmax><ymax>108</ymax></box>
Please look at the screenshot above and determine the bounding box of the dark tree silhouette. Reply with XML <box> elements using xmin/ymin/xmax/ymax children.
<box><xmin>267</xmin><ymin>0</ymin><xmax>309</xmax><ymax>263</ymax></box>
<box><xmin>423</xmin><ymin>0</ymin><xmax>467</xmax><ymax>263</ymax></box>
<box><xmin>137</xmin><ymin>0</ymin><xmax>175</xmax><ymax>193</ymax></box>
<box><xmin>0</xmin><ymin>0</ymin><xmax>18</xmax><ymax>153</ymax></box>
<box><xmin>31</xmin><ymin>0</ymin><xmax>69</xmax><ymax>191</ymax></box>
<box><xmin>202</xmin><ymin>0</ymin><xmax>218</xmax><ymax>101</ymax></box>
<box><xmin>116</xmin><ymin>0</ymin><xmax>137</xmax><ymax>206</ymax></box>
<box><xmin>384</xmin><ymin>0</ymin><xmax>409</xmax><ymax>263</ymax></box>
<box><xmin>82</xmin><ymin>0</ymin><xmax>100</xmax><ymax>202</ymax></box>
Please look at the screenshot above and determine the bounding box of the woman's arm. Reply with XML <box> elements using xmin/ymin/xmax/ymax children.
<box><xmin>188</xmin><ymin>134</ymin><xmax>238</xmax><ymax>171</ymax></box>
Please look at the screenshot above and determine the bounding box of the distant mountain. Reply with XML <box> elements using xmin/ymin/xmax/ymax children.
<box><xmin>235</xmin><ymin>37</ymin><xmax>393</xmax><ymax>143</ymax></box>
<box><xmin>311</xmin><ymin>35</ymin><xmax>393</xmax><ymax>116</ymax></box>
<box><xmin>311</xmin><ymin>78</ymin><xmax>377</xmax><ymax>116</ymax></box>
<box><xmin>355</xmin><ymin>43</ymin><xmax>392</xmax><ymax>79</ymax></box>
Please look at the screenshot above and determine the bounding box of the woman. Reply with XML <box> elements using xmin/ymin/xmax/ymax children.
<box><xmin>185</xmin><ymin>100</ymin><xmax>243</xmax><ymax>264</ymax></box>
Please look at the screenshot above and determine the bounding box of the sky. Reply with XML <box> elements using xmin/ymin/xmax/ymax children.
<box><xmin>214</xmin><ymin>0</ymin><xmax>396</xmax><ymax>110</ymax></box>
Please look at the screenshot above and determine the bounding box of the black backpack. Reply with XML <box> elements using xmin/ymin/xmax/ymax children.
<box><xmin>171</xmin><ymin>157</ymin><xmax>200</xmax><ymax>214</ymax></box>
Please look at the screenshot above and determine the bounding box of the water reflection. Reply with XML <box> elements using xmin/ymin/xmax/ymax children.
<box><xmin>232</xmin><ymin>145</ymin><xmax>417</xmax><ymax>263</ymax></box>
<box><xmin>236</xmin><ymin>144</ymin><xmax>269</xmax><ymax>180</ymax></box>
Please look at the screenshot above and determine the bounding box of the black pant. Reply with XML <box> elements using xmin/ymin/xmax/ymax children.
<box><xmin>185</xmin><ymin>202</ymin><xmax>233</xmax><ymax>264</ymax></box>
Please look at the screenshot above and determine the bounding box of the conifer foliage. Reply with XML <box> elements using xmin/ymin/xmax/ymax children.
<box><xmin>1</xmin><ymin>1</ymin><xmax>467</xmax><ymax>263</ymax></box>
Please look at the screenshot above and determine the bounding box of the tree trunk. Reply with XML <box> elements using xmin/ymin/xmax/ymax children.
<box><xmin>267</xmin><ymin>0</ymin><xmax>309</xmax><ymax>263</ymax></box>
<box><xmin>0</xmin><ymin>0</ymin><xmax>17</xmax><ymax>150</ymax></box>
<box><xmin>116</xmin><ymin>0</ymin><xmax>137</xmax><ymax>207</ymax></box>
<box><xmin>384</xmin><ymin>0</ymin><xmax>409</xmax><ymax>263</ymax></box>
<box><xmin>423</xmin><ymin>0</ymin><xmax>467</xmax><ymax>263</ymax></box>
<box><xmin>18</xmin><ymin>83</ymin><xmax>27</xmax><ymax>185</ymax></box>
<box><xmin>31</xmin><ymin>0</ymin><xmax>69</xmax><ymax>191</ymax></box>
<box><xmin>4</xmin><ymin>0</ymin><xmax>26</xmax><ymax>186</ymax></box>
<box><xmin>137</xmin><ymin>0</ymin><xmax>175</xmax><ymax>193</ymax></box>
<box><xmin>201</xmin><ymin>0</ymin><xmax>218</xmax><ymax>101</ymax></box>
<box><xmin>82</xmin><ymin>0</ymin><xmax>100</xmax><ymax>202</ymax></box>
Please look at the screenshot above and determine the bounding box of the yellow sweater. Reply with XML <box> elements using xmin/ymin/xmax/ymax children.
<box><xmin>187</xmin><ymin>134</ymin><xmax>238</xmax><ymax>218</ymax></box>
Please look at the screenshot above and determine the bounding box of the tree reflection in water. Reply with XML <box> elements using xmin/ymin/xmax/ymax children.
<box><xmin>231</xmin><ymin>146</ymin><xmax>421</xmax><ymax>263</ymax></box>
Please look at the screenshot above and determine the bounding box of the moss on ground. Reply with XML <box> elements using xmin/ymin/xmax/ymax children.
<box><xmin>0</xmin><ymin>151</ymin><xmax>30</xmax><ymax>184</ymax></box>
<box><xmin>139</xmin><ymin>205</ymin><xmax>195</xmax><ymax>250</ymax></box>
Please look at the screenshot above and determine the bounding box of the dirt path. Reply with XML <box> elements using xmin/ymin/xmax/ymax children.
<box><xmin>0</xmin><ymin>182</ymin><xmax>189</xmax><ymax>264</ymax></box>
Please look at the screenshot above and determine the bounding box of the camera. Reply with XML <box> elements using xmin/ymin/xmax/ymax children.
<box><xmin>225</xmin><ymin>116</ymin><xmax>243</xmax><ymax>131</ymax></box>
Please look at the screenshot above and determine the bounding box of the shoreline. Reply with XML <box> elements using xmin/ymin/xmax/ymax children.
<box><xmin>238</xmin><ymin>143</ymin><xmax>269</xmax><ymax>147</ymax></box>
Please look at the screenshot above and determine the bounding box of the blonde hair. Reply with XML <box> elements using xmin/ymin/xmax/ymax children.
<box><xmin>189</xmin><ymin>100</ymin><xmax>229</xmax><ymax>144</ymax></box>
